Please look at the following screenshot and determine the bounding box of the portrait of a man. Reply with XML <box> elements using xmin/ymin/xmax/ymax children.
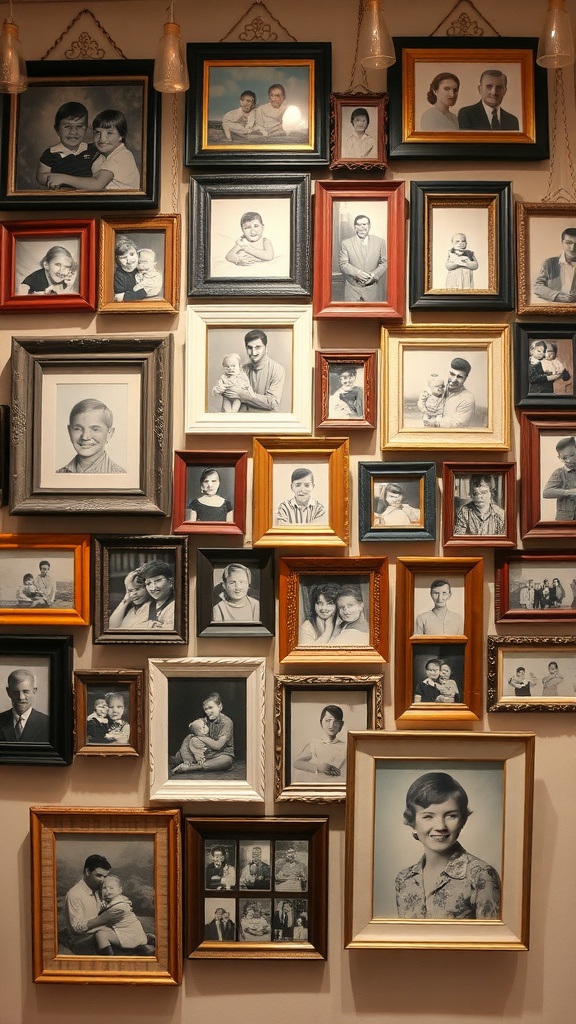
<box><xmin>208</xmin><ymin>327</ymin><xmax>292</xmax><ymax>415</ymax></box>
<box><xmin>0</xmin><ymin>665</ymin><xmax>50</xmax><ymax>742</ymax></box>
<box><xmin>541</xmin><ymin>434</ymin><xmax>576</xmax><ymax>522</ymax></box>
<box><xmin>274</xmin><ymin>840</ymin><xmax>309</xmax><ymax>891</ymax></box>
<box><xmin>402</xmin><ymin>348</ymin><xmax>489</xmax><ymax>431</ymax></box>
<box><xmin>413</xmin><ymin>577</ymin><xmax>465</xmax><ymax>636</ymax></box>
<box><xmin>533</xmin><ymin>227</ymin><xmax>576</xmax><ymax>305</ymax></box>
<box><xmin>204</xmin><ymin>899</ymin><xmax>235</xmax><ymax>940</ymax></box>
<box><xmin>238</xmin><ymin>841</ymin><xmax>271</xmax><ymax>889</ymax></box>
<box><xmin>337</xmin><ymin>212</ymin><xmax>387</xmax><ymax>302</ymax></box>
<box><xmin>457</xmin><ymin>69</ymin><xmax>520</xmax><ymax>130</ymax></box>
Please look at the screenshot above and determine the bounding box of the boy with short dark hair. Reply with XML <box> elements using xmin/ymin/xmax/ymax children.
<box><xmin>36</xmin><ymin>101</ymin><xmax>100</xmax><ymax>186</ymax></box>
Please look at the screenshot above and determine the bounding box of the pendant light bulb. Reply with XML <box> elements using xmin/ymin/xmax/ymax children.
<box><xmin>153</xmin><ymin>3</ymin><xmax>189</xmax><ymax>93</ymax></box>
<box><xmin>537</xmin><ymin>0</ymin><xmax>575</xmax><ymax>68</ymax></box>
<box><xmin>0</xmin><ymin>11</ymin><xmax>27</xmax><ymax>94</ymax></box>
<box><xmin>358</xmin><ymin>0</ymin><xmax>395</xmax><ymax>71</ymax></box>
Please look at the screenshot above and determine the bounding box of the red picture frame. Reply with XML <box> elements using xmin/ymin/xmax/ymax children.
<box><xmin>0</xmin><ymin>219</ymin><xmax>96</xmax><ymax>311</ymax></box>
<box><xmin>442</xmin><ymin>462</ymin><xmax>517</xmax><ymax>548</ymax></box>
<box><xmin>520</xmin><ymin>411</ymin><xmax>576</xmax><ymax>539</ymax></box>
<box><xmin>172</xmin><ymin>450</ymin><xmax>247</xmax><ymax>536</ymax></box>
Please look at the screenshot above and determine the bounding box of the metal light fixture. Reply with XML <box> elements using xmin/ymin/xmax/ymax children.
<box><xmin>153</xmin><ymin>1</ymin><xmax>189</xmax><ymax>93</ymax></box>
<box><xmin>537</xmin><ymin>0</ymin><xmax>574</xmax><ymax>68</ymax></box>
<box><xmin>357</xmin><ymin>0</ymin><xmax>395</xmax><ymax>71</ymax></box>
<box><xmin>0</xmin><ymin>0</ymin><xmax>27</xmax><ymax>94</ymax></box>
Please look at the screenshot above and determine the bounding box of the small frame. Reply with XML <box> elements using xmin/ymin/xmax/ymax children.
<box><xmin>148</xmin><ymin>657</ymin><xmax>266</xmax><ymax>803</ymax></box>
<box><xmin>172</xmin><ymin>450</ymin><xmax>247</xmax><ymax>537</ymax></box>
<box><xmin>0</xmin><ymin>405</ymin><xmax>9</xmax><ymax>505</ymax></box>
<box><xmin>345</xmin><ymin>731</ymin><xmax>535</xmax><ymax>949</ymax></box>
<box><xmin>274</xmin><ymin>674</ymin><xmax>384</xmax><ymax>802</ymax></box>
<box><xmin>10</xmin><ymin>334</ymin><xmax>172</xmax><ymax>516</ymax></box>
<box><xmin>0</xmin><ymin>533</ymin><xmax>90</xmax><ymax>626</ymax></box>
<box><xmin>252</xmin><ymin>436</ymin><xmax>349</xmax><ymax>547</ymax></box>
<box><xmin>0</xmin><ymin>60</ymin><xmax>160</xmax><ymax>211</ymax></box>
<box><xmin>278</xmin><ymin>556</ymin><xmax>388</xmax><ymax>665</ymax></box>
<box><xmin>188</xmin><ymin>174</ymin><xmax>310</xmax><ymax>298</ymax></box>
<box><xmin>409</xmin><ymin>181</ymin><xmax>513</xmax><ymax>311</ymax></box>
<box><xmin>488</xmin><ymin>636</ymin><xmax>576</xmax><ymax>712</ymax></box>
<box><xmin>185</xmin><ymin>304</ymin><xmax>312</xmax><ymax>435</ymax></box>
<box><xmin>74</xmin><ymin>669</ymin><xmax>144</xmax><ymax>755</ymax></box>
<box><xmin>196</xmin><ymin>549</ymin><xmax>274</xmax><ymax>639</ymax></box>
<box><xmin>329</xmin><ymin>92</ymin><xmax>388</xmax><ymax>171</ymax></box>
<box><xmin>358</xmin><ymin>461</ymin><xmax>436</xmax><ymax>543</ymax></box>
<box><xmin>513</xmin><ymin>322</ymin><xmax>576</xmax><ymax>407</ymax></box>
<box><xmin>313</xmin><ymin>179</ymin><xmax>405</xmax><ymax>320</ymax></box>
<box><xmin>387</xmin><ymin>37</ymin><xmax>548</xmax><ymax>161</ymax></box>
<box><xmin>185</xmin><ymin>816</ymin><xmax>328</xmax><ymax>958</ymax></box>
<box><xmin>394</xmin><ymin>557</ymin><xmax>483</xmax><ymax>725</ymax></box>
<box><xmin>517</xmin><ymin>202</ymin><xmax>576</xmax><ymax>316</ymax></box>
<box><xmin>495</xmin><ymin>551</ymin><xmax>576</xmax><ymax>622</ymax></box>
<box><xmin>185</xmin><ymin>42</ymin><xmax>331</xmax><ymax>168</ymax></box>
<box><xmin>30</xmin><ymin>806</ymin><xmax>181</xmax><ymax>984</ymax></box>
<box><xmin>98</xmin><ymin>215</ymin><xmax>180</xmax><ymax>313</ymax></box>
<box><xmin>382</xmin><ymin>324</ymin><xmax>510</xmax><ymax>450</ymax></box>
<box><xmin>520</xmin><ymin>412</ymin><xmax>576</xmax><ymax>539</ymax></box>
<box><xmin>315</xmin><ymin>350</ymin><xmax>376</xmax><ymax>431</ymax></box>
<box><xmin>442</xmin><ymin>462</ymin><xmax>516</xmax><ymax>548</ymax></box>
<box><xmin>92</xmin><ymin>535</ymin><xmax>188</xmax><ymax>645</ymax></box>
<box><xmin>0</xmin><ymin>634</ymin><xmax>72</xmax><ymax>766</ymax></box>
<box><xmin>0</xmin><ymin>219</ymin><xmax>96</xmax><ymax>311</ymax></box>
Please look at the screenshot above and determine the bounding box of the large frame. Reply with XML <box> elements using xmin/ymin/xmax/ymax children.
<box><xmin>185</xmin><ymin>816</ymin><xmax>328</xmax><ymax>959</ymax></box>
<box><xmin>487</xmin><ymin>635</ymin><xmax>576</xmax><ymax>713</ymax></box>
<box><xmin>517</xmin><ymin>202</ymin><xmax>576</xmax><ymax>316</ymax></box>
<box><xmin>0</xmin><ymin>634</ymin><xmax>72</xmax><ymax>766</ymax></box>
<box><xmin>274</xmin><ymin>674</ymin><xmax>384</xmax><ymax>802</ymax></box>
<box><xmin>387</xmin><ymin>37</ymin><xmax>548</xmax><ymax>160</ymax></box>
<box><xmin>185</xmin><ymin>42</ymin><xmax>331</xmax><ymax>167</ymax></box>
<box><xmin>74</xmin><ymin>669</ymin><xmax>144</xmax><ymax>756</ymax></box>
<box><xmin>313</xmin><ymin>179</ymin><xmax>405</xmax><ymax>320</ymax></box>
<box><xmin>98</xmin><ymin>215</ymin><xmax>180</xmax><ymax>313</ymax></box>
<box><xmin>442</xmin><ymin>462</ymin><xmax>516</xmax><ymax>548</ymax></box>
<box><xmin>0</xmin><ymin>219</ymin><xmax>96</xmax><ymax>311</ymax></box>
<box><xmin>0</xmin><ymin>60</ymin><xmax>160</xmax><ymax>210</ymax></box>
<box><xmin>252</xmin><ymin>436</ymin><xmax>349</xmax><ymax>547</ymax></box>
<box><xmin>520</xmin><ymin>411</ymin><xmax>576</xmax><ymax>539</ymax></box>
<box><xmin>196</xmin><ymin>548</ymin><xmax>274</xmax><ymax>639</ymax></box>
<box><xmin>329</xmin><ymin>92</ymin><xmax>388</xmax><ymax>171</ymax></box>
<box><xmin>358</xmin><ymin>461</ymin><xmax>436</xmax><ymax>543</ymax></box>
<box><xmin>188</xmin><ymin>174</ymin><xmax>311</xmax><ymax>297</ymax></box>
<box><xmin>10</xmin><ymin>334</ymin><xmax>172</xmax><ymax>516</ymax></box>
<box><xmin>382</xmin><ymin>324</ymin><xmax>510</xmax><ymax>450</ymax></box>
<box><xmin>148</xmin><ymin>657</ymin><xmax>266</xmax><ymax>803</ymax></box>
<box><xmin>0</xmin><ymin>533</ymin><xmax>90</xmax><ymax>626</ymax></box>
<box><xmin>30</xmin><ymin>806</ymin><xmax>181</xmax><ymax>984</ymax></box>
<box><xmin>172</xmin><ymin>449</ymin><xmax>247</xmax><ymax>537</ymax></box>
<box><xmin>495</xmin><ymin>551</ymin><xmax>576</xmax><ymax>623</ymax></box>
<box><xmin>345</xmin><ymin>731</ymin><xmax>535</xmax><ymax>949</ymax></box>
<box><xmin>315</xmin><ymin>350</ymin><xmax>377</xmax><ymax>431</ymax></box>
<box><xmin>409</xmin><ymin>181</ymin><xmax>514</xmax><ymax>311</ymax></box>
<box><xmin>513</xmin><ymin>322</ymin><xmax>576</xmax><ymax>408</ymax></box>
<box><xmin>185</xmin><ymin>304</ymin><xmax>312</xmax><ymax>435</ymax></box>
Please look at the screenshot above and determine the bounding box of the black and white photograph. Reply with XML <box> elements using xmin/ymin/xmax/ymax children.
<box><xmin>0</xmin><ymin>549</ymin><xmax>74</xmax><ymax>610</ymax></box>
<box><xmin>298</xmin><ymin>575</ymin><xmax>371</xmax><ymax>648</ymax></box>
<box><xmin>331</xmin><ymin>200</ymin><xmax>387</xmax><ymax>304</ymax></box>
<box><xmin>84</xmin><ymin>684</ymin><xmax>132</xmax><ymax>746</ymax></box>
<box><xmin>372</xmin><ymin>478</ymin><xmax>424</xmax><ymax>530</ymax></box>
<box><xmin>507</xmin><ymin>562</ymin><xmax>575</xmax><ymax>611</ymax></box>
<box><xmin>205</xmin><ymin>841</ymin><xmax>237</xmax><ymax>889</ymax></box>
<box><xmin>338</xmin><ymin>102</ymin><xmax>380</xmax><ymax>162</ymax></box>
<box><xmin>412</xmin><ymin>575</ymin><xmax>465</xmax><ymax>636</ymax></box>
<box><xmin>517</xmin><ymin>204</ymin><xmax>576</xmax><ymax>315</ymax></box>
<box><xmin>209</xmin><ymin>197</ymin><xmax>291</xmax><ymax>279</ymax></box>
<box><xmin>238</xmin><ymin>899</ymin><xmax>272</xmax><ymax>941</ymax></box>
<box><xmin>273</xmin><ymin>461</ymin><xmax>329</xmax><ymax>528</ymax></box>
<box><xmin>0</xmin><ymin>636</ymin><xmax>72</xmax><ymax>765</ymax></box>
<box><xmin>412</xmin><ymin>646</ymin><xmax>466</xmax><ymax>705</ymax></box>
<box><xmin>185</xmin><ymin>465</ymin><xmax>235</xmax><ymax>525</ymax></box>
<box><xmin>168</xmin><ymin>678</ymin><xmax>247</xmax><ymax>782</ymax></box>
<box><xmin>402</xmin><ymin>347</ymin><xmax>488</xmax><ymax>431</ymax></box>
<box><xmin>196</xmin><ymin>549</ymin><xmax>274</xmax><ymax>639</ymax></box>
<box><xmin>110</xmin><ymin>229</ymin><xmax>165</xmax><ymax>302</ymax></box>
<box><xmin>274</xmin><ymin>840</ymin><xmax>309</xmax><ymax>891</ymax></box>
<box><xmin>327</xmin><ymin>363</ymin><xmax>365</xmax><ymax>421</ymax></box>
<box><xmin>0</xmin><ymin>654</ymin><xmax>50</xmax><ymax>743</ymax></box>
<box><xmin>204</xmin><ymin>898</ymin><xmax>236</xmax><ymax>941</ymax></box>
<box><xmin>539</xmin><ymin>432</ymin><xmax>576</xmax><ymax>524</ymax></box>
<box><xmin>15</xmin><ymin>235</ymin><xmax>80</xmax><ymax>295</ymax></box>
<box><xmin>414</xmin><ymin>63</ymin><xmax>523</xmax><ymax>134</ymax></box>
<box><xmin>211</xmin><ymin>562</ymin><xmax>261</xmax><ymax>625</ymax></box>
<box><xmin>429</xmin><ymin>206</ymin><xmax>488</xmax><ymax>292</ymax></box>
<box><xmin>238</xmin><ymin>841</ymin><xmax>272</xmax><ymax>890</ymax></box>
<box><xmin>206</xmin><ymin>326</ymin><xmax>293</xmax><ymax>416</ymax></box>
<box><xmin>273</xmin><ymin>898</ymin><xmax>309</xmax><ymax>941</ymax></box>
<box><xmin>288</xmin><ymin>691</ymin><xmax>368</xmax><ymax>785</ymax></box>
<box><xmin>452</xmin><ymin>472</ymin><xmax>507</xmax><ymax>537</ymax></box>
<box><xmin>513</xmin><ymin>324</ymin><xmax>576</xmax><ymax>407</ymax></box>
<box><xmin>487</xmin><ymin>637</ymin><xmax>576</xmax><ymax>711</ymax></box>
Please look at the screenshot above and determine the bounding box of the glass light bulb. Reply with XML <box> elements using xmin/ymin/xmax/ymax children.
<box><xmin>0</xmin><ymin>19</ymin><xmax>27</xmax><ymax>94</ymax></box>
<box><xmin>537</xmin><ymin>0</ymin><xmax>574</xmax><ymax>68</ymax></box>
<box><xmin>153</xmin><ymin>21</ymin><xmax>189</xmax><ymax>93</ymax></box>
<box><xmin>358</xmin><ymin>0</ymin><xmax>395</xmax><ymax>71</ymax></box>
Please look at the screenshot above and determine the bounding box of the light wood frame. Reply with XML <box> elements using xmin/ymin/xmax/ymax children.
<box><xmin>74</xmin><ymin>669</ymin><xmax>144</xmax><ymax>755</ymax></box>
<box><xmin>0</xmin><ymin>533</ymin><xmax>90</xmax><ymax>625</ymax></box>
<box><xmin>98</xmin><ymin>215</ymin><xmax>180</xmax><ymax>313</ymax></box>
<box><xmin>442</xmin><ymin>462</ymin><xmax>517</xmax><ymax>548</ymax></box>
<box><xmin>516</xmin><ymin>202</ymin><xmax>576</xmax><ymax>316</ymax></box>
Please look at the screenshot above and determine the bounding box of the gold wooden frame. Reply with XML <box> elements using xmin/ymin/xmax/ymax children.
<box><xmin>516</xmin><ymin>202</ymin><xmax>576</xmax><ymax>316</ymax></box>
<box><xmin>74</xmin><ymin>669</ymin><xmax>144</xmax><ymax>756</ymax></box>
<box><xmin>98</xmin><ymin>215</ymin><xmax>180</xmax><ymax>313</ymax></box>
<box><xmin>0</xmin><ymin>533</ymin><xmax>90</xmax><ymax>625</ymax></box>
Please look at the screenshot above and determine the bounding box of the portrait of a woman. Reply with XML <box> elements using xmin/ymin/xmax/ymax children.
<box><xmin>420</xmin><ymin>73</ymin><xmax>460</xmax><ymax>131</ymax></box>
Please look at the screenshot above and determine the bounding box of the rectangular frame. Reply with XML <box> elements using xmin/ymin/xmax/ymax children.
<box><xmin>0</xmin><ymin>405</ymin><xmax>8</xmax><ymax>506</ymax></box>
<box><xmin>345</xmin><ymin>731</ymin><xmax>535</xmax><ymax>949</ymax></box>
<box><xmin>358</xmin><ymin>461</ymin><xmax>436</xmax><ymax>543</ymax></box>
<box><xmin>495</xmin><ymin>551</ymin><xmax>576</xmax><ymax>623</ymax></box>
<box><xmin>315</xmin><ymin>350</ymin><xmax>377</xmax><ymax>431</ymax></box>
<box><xmin>196</xmin><ymin>548</ymin><xmax>274</xmax><ymax>639</ymax></box>
<box><xmin>98</xmin><ymin>215</ymin><xmax>180</xmax><ymax>313</ymax></box>
<box><xmin>313</xmin><ymin>178</ymin><xmax>405</xmax><ymax>320</ymax></box>
<box><xmin>185</xmin><ymin>816</ymin><xmax>328</xmax><ymax>958</ymax></box>
<box><xmin>330</xmin><ymin>92</ymin><xmax>388</xmax><ymax>171</ymax></box>
<box><xmin>30</xmin><ymin>806</ymin><xmax>181</xmax><ymax>984</ymax></box>
<box><xmin>394</xmin><ymin>556</ymin><xmax>483</xmax><ymax>725</ymax></box>
<box><xmin>442</xmin><ymin>462</ymin><xmax>516</xmax><ymax>548</ymax></box>
<box><xmin>388</xmin><ymin>37</ymin><xmax>548</xmax><ymax>160</ymax></box>
<box><xmin>488</xmin><ymin>635</ymin><xmax>576</xmax><ymax>712</ymax></box>
<box><xmin>409</xmin><ymin>180</ymin><xmax>514</xmax><ymax>311</ymax></box>
<box><xmin>0</xmin><ymin>219</ymin><xmax>96</xmax><ymax>311</ymax></box>
<box><xmin>0</xmin><ymin>533</ymin><xmax>90</xmax><ymax>625</ymax></box>
<box><xmin>252</xmin><ymin>436</ymin><xmax>349</xmax><ymax>547</ymax></box>
<box><xmin>172</xmin><ymin>450</ymin><xmax>247</xmax><ymax>537</ymax></box>
<box><xmin>274</xmin><ymin>674</ymin><xmax>384</xmax><ymax>802</ymax></box>
<box><xmin>74</xmin><ymin>669</ymin><xmax>144</xmax><ymax>755</ymax></box>
<box><xmin>0</xmin><ymin>634</ymin><xmax>72</xmax><ymax>766</ymax></box>
<box><xmin>382</xmin><ymin>324</ymin><xmax>510</xmax><ymax>450</ymax></box>
<box><xmin>517</xmin><ymin>202</ymin><xmax>576</xmax><ymax>316</ymax></box>
<box><xmin>520</xmin><ymin>411</ymin><xmax>576</xmax><ymax>539</ymax></box>
<box><xmin>148</xmin><ymin>657</ymin><xmax>266</xmax><ymax>804</ymax></box>
<box><xmin>513</xmin><ymin>322</ymin><xmax>576</xmax><ymax>407</ymax></box>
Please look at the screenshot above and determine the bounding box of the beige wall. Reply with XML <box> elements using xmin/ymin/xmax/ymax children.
<box><xmin>1</xmin><ymin>2</ymin><xmax>575</xmax><ymax>1022</ymax></box>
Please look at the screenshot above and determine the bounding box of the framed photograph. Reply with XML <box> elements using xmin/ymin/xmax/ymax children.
<box><xmin>148</xmin><ymin>657</ymin><xmax>266</xmax><ymax>803</ymax></box>
<box><xmin>513</xmin><ymin>322</ymin><xmax>576</xmax><ymax>407</ymax></box>
<box><xmin>185</xmin><ymin>816</ymin><xmax>328</xmax><ymax>959</ymax></box>
<box><xmin>278</xmin><ymin>556</ymin><xmax>388</xmax><ymax>665</ymax></box>
<box><xmin>196</xmin><ymin>549</ymin><xmax>274</xmax><ymax>639</ymax></box>
<box><xmin>315</xmin><ymin>350</ymin><xmax>376</xmax><ymax>431</ymax></box>
<box><xmin>387</xmin><ymin>37</ymin><xmax>548</xmax><ymax>160</ymax></box>
<box><xmin>98</xmin><ymin>215</ymin><xmax>180</xmax><ymax>313</ymax></box>
<box><xmin>409</xmin><ymin>181</ymin><xmax>513</xmax><ymax>311</ymax></box>
<box><xmin>9</xmin><ymin>334</ymin><xmax>172</xmax><ymax>516</ymax></box>
<box><xmin>74</xmin><ymin>669</ymin><xmax>144</xmax><ymax>755</ymax></box>
<box><xmin>30</xmin><ymin>806</ymin><xmax>181</xmax><ymax>984</ymax></box>
<box><xmin>0</xmin><ymin>533</ymin><xmax>90</xmax><ymax>626</ymax></box>
<box><xmin>520</xmin><ymin>412</ymin><xmax>576</xmax><ymax>539</ymax></box>
<box><xmin>488</xmin><ymin>636</ymin><xmax>576</xmax><ymax>712</ymax></box>
<box><xmin>330</xmin><ymin>92</ymin><xmax>387</xmax><ymax>171</ymax></box>
<box><xmin>185</xmin><ymin>42</ymin><xmax>331</xmax><ymax>167</ymax></box>
<box><xmin>0</xmin><ymin>60</ymin><xmax>160</xmax><ymax>210</ymax></box>
<box><xmin>442</xmin><ymin>462</ymin><xmax>516</xmax><ymax>548</ymax></box>
<box><xmin>185</xmin><ymin>304</ymin><xmax>312</xmax><ymax>435</ymax></box>
<box><xmin>0</xmin><ymin>219</ymin><xmax>96</xmax><ymax>311</ymax></box>
<box><xmin>382</xmin><ymin>324</ymin><xmax>510</xmax><ymax>450</ymax></box>
<box><xmin>0</xmin><ymin>405</ymin><xmax>8</xmax><ymax>505</ymax></box>
<box><xmin>0</xmin><ymin>634</ymin><xmax>72</xmax><ymax>766</ymax></box>
<box><xmin>517</xmin><ymin>202</ymin><xmax>576</xmax><ymax>316</ymax></box>
<box><xmin>172</xmin><ymin>450</ymin><xmax>247</xmax><ymax>536</ymax></box>
<box><xmin>345</xmin><ymin>731</ymin><xmax>535</xmax><ymax>949</ymax></box>
<box><xmin>394</xmin><ymin>556</ymin><xmax>483</xmax><ymax>725</ymax></box>
<box><xmin>93</xmin><ymin>535</ymin><xmax>188</xmax><ymax>645</ymax></box>
<box><xmin>495</xmin><ymin>551</ymin><xmax>576</xmax><ymax>622</ymax></box>
<box><xmin>358</xmin><ymin>461</ymin><xmax>436</xmax><ymax>543</ymax></box>
<box><xmin>252</xmin><ymin>436</ymin><xmax>349</xmax><ymax>547</ymax></box>
<box><xmin>313</xmin><ymin>179</ymin><xmax>405</xmax><ymax>320</ymax></box>
<box><xmin>274</xmin><ymin>674</ymin><xmax>383</xmax><ymax>802</ymax></box>
<box><xmin>188</xmin><ymin>174</ymin><xmax>310</xmax><ymax>297</ymax></box>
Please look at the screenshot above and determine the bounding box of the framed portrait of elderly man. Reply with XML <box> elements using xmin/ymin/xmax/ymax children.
<box><xmin>0</xmin><ymin>219</ymin><xmax>96</xmax><ymax>311</ymax></box>
<box><xmin>0</xmin><ymin>533</ymin><xmax>90</xmax><ymax>626</ymax></box>
<box><xmin>513</xmin><ymin>323</ymin><xmax>576</xmax><ymax>408</ymax></box>
<box><xmin>517</xmin><ymin>203</ymin><xmax>576</xmax><ymax>316</ymax></box>
<box><xmin>196</xmin><ymin>548</ymin><xmax>275</xmax><ymax>639</ymax></box>
<box><xmin>442</xmin><ymin>462</ymin><xmax>516</xmax><ymax>548</ymax></box>
<box><xmin>330</xmin><ymin>93</ymin><xmax>388</xmax><ymax>171</ymax></box>
<box><xmin>495</xmin><ymin>551</ymin><xmax>576</xmax><ymax>623</ymax></box>
<box><xmin>487</xmin><ymin>635</ymin><xmax>576</xmax><ymax>713</ymax></box>
<box><xmin>519</xmin><ymin>412</ymin><xmax>576</xmax><ymax>539</ymax></box>
<box><xmin>0</xmin><ymin>634</ymin><xmax>72</xmax><ymax>766</ymax></box>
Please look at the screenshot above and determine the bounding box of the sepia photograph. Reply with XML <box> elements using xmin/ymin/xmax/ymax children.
<box><xmin>487</xmin><ymin>636</ymin><xmax>576</xmax><ymax>711</ymax></box>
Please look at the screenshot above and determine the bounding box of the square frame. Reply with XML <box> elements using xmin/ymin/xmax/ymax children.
<box><xmin>358</xmin><ymin>461</ymin><xmax>436</xmax><ymax>543</ymax></box>
<box><xmin>329</xmin><ymin>92</ymin><xmax>388</xmax><ymax>171</ymax></box>
<box><xmin>487</xmin><ymin>635</ymin><xmax>576</xmax><ymax>712</ymax></box>
<box><xmin>0</xmin><ymin>219</ymin><xmax>96</xmax><ymax>311</ymax></box>
<box><xmin>513</xmin><ymin>322</ymin><xmax>576</xmax><ymax>407</ymax></box>
<box><xmin>74</xmin><ymin>669</ymin><xmax>144</xmax><ymax>755</ymax></box>
<box><xmin>520</xmin><ymin>411</ymin><xmax>576</xmax><ymax>539</ymax></box>
<box><xmin>196</xmin><ymin>548</ymin><xmax>274</xmax><ymax>639</ymax></box>
<box><xmin>315</xmin><ymin>350</ymin><xmax>377</xmax><ymax>431</ymax></box>
<box><xmin>495</xmin><ymin>551</ymin><xmax>576</xmax><ymax>623</ymax></box>
<box><xmin>98</xmin><ymin>215</ymin><xmax>180</xmax><ymax>313</ymax></box>
<box><xmin>517</xmin><ymin>202</ymin><xmax>576</xmax><ymax>316</ymax></box>
<box><xmin>0</xmin><ymin>533</ymin><xmax>90</xmax><ymax>625</ymax></box>
<box><xmin>344</xmin><ymin>731</ymin><xmax>535</xmax><ymax>949</ymax></box>
<box><xmin>172</xmin><ymin>450</ymin><xmax>247</xmax><ymax>537</ymax></box>
<box><xmin>442</xmin><ymin>462</ymin><xmax>516</xmax><ymax>548</ymax></box>
<box><xmin>0</xmin><ymin>634</ymin><xmax>72</xmax><ymax>766</ymax></box>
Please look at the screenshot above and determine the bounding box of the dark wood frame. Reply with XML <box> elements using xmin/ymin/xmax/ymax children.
<box><xmin>98</xmin><ymin>214</ymin><xmax>180</xmax><ymax>313</ymax></box>
<box><xmin>0</xmin><ymin>533</ymin><xmax>90</xmax><ymax>626</ymax></box>
<box><xmin>487</xmin><ymin>635</ymin><xmax>576</xmax><ymax>713</ymax></box>
<box><xmin>495</xmin><ymin>550</ymin><xmax>576</xmax><ymax>622</ymax></box>
<box><xmin>0</xmin><ymin>219</ymin><xmax>96</xmax><ymax>311</ymax></box>
<box><xmin>0</xmin><ymin>634</ymin><xmax>72</xmax><ymax>766</ymax></box>
<box><xmin>329</xmin><ymin>92</ymin><xmax>388</xmax><ymax>171</ymax></box>
<box><xmin>172</xmin><ymin>450</ymin><xmax>247</xmax><ymax>537</ymax></box>
<box><xmin>358</xmin><ymin>461</ymin><xmax>436</xmax><ymax>543</ymax></box>
<box><xmin>315</xmin><ymin>350</ymin><xmax>376</xmax><ymax>431</ymax></box>
<box><xmin>74</xmin><ymin>669</ymin><xmax>144</xmax><ymax>755</ymax></box>
<box><xmin>513</xmin><ymin>322</ymin><xmax>576</xmax><ymax>407</ymax></box>
<box><xmin>519</xmin><ymin>411</ymin><xmax>576</xmax><ymax>539</ymax></box>
<box><xmin>442</xmin><ymin>462</ymin><xmax>516</xmax><ymax>548</ymax></box>
<box><xmin>196</xmin><ymin>548</ymin><xmax>275</xmax><ymax>639</ymax></box>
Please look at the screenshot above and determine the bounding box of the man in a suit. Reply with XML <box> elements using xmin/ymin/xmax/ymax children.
<box><xmin>205</xmin><ymin>907</ymin><xmax>227</xmax><ymax>941</ymax></box>
<box><xmin>0</xmin><ymin>669</ymin><xmax>49</xmax><ymax>742</ymax></box>
<box><xmin>338</xmin><ymin>214</ymin><xmax>387</xmax><ymax>301</ymax></box>
<box><xmin>458</xmin><ymin>70</ymin><xmax>520</xmax><ymax>131</ymax></box>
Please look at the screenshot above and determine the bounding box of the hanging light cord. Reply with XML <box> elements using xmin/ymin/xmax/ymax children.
<box><xmin>349</xmin><ymin>0</ymin><xmax>369</xmax><ymax>93</ymax></box>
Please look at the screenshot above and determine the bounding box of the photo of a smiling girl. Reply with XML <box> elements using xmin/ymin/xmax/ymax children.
<box><xmin>17</xmin><ymin>240</ymin><xmax>79</xmax><ymax>295</ymax></box>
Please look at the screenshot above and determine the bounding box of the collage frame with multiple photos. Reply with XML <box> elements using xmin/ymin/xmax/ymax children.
<box><xmin>73</xmin><ymin>668</ymin><xmax>144</xmax><ymax>756</ymax></box>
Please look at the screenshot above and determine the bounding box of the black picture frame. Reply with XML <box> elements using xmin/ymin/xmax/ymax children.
<box><xmin>196</xmin><ymin>548</ymin><xmax>275</xmax><ymax>639</ymax></box>
<box><xmin>409</xmin><ymin>181</ymin><xmax>514</xmax><ymax>311</ymax></box>
<box><xmin>0</xmin><ymin>60</ymin><xmax>160</xmax><ymax>210</ymax></box>
<box><xmin>0</xmin><ymin>634</ymin><xmax>72</xmax><ymax>765</ymax></box>
<box><xmin>514</xmin><ymin>322</ymin><xmax>576</xmax><ymax>408</ymax></box>
<box><xmin>358</xmin><ymin>462</ymin><xmax>436</xmax><ymax>543</ymax></box>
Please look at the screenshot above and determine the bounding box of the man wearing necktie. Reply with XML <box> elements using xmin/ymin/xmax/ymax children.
<box><xmin>338</xmin><ymin>214</ymin><xmax>387</xmax><ymax>302</ymax></box>
<box><xmin>0</xmin><ymin>669</ymin><xmax>49</xmax><ymax>743</ymax></box>
<box><xmin>458</xmin><ymin>70</ymin><xmax>520</xmax><ymax>131</ymax></box>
